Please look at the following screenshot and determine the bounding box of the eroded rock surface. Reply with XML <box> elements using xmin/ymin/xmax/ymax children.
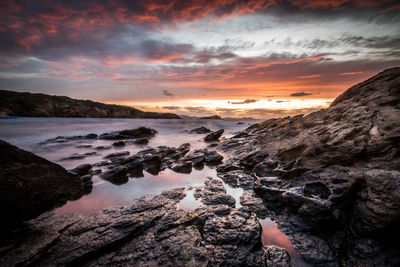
<box><xmin>218</xmin><ymin>68</ymin><xmax>400</xmax><ymax>265</ymax></box>
<box><xmin>0</xmin><ymin>188</ymin><xmax>266</xmax><ymax>266</ymax></box>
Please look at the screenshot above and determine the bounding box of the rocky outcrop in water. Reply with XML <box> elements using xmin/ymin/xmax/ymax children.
<box><xmin>0</xmin><ymin>140</ymin><xmax>91</xmax><ymax>232</ymax></box>
<box><xmin>219</xmin><ymin>67</ymin><xmax>400</xmax><ymax>265</ymax></box>
<box><xmin>0</xmin><ymin>90</ymin><xmax>180</xmax><ymax>119</ymax></box>
<box><xmin>98</xmin><ymin>143</ymin><xmax>224</xmax><ymax>184</ymax></box>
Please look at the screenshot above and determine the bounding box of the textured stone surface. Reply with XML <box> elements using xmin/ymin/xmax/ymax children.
<box><xmin>218</xmin><ymin>68</ymin><xmax>400</xmax><ymax>265</ymax></box>
<box><xmin>0</xmin><ymin>139</ymin><xmax>88</xmax><ymax>231</ymax></box>
<box><xmin>0</xmin><ymin>188</ymin><xmax>266</xmax><ymax>266</ymax></box>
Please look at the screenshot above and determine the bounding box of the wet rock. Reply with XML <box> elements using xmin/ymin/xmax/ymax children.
<box><xmin>103</xmin><ymin>151</ymin><xmax>130</xmax><ymax>159</ymax></box>
<box><xmin>194</xmin><ymin>178</ymin><xmax>236</xmax><ymax>207</ymax></box>
<box><xmin>0</xmin><ymin>188</ymin><xmax>265</xmax><ymax>266</ymax></box>
<box><xmin>133</xmin><ymin>137</ymin><xmax>149</xmax><ymax>144</ymax></box>
<box><xmin>101</xmin><ymin>166</ymin><xmax>129</xmax><ymax>185</ymax></box>
<box><xmin>171</xmin><ymin>161</ymin><xmax>192</xmax><ymax>173</ymax></box>
<box><xmin>204</xmin><ymin>150</ymin><xmax>223</xmax><ymax>164</ymax></box>
<box><xmin>0</xmin><ymin>139</ymin><xmax>87</xmax><ymax>231</ymax></box>
<box><xmin>99</xmin><ymin>127</ymin><xmax>157</xmax><ymax>140</ymax></box>
<box><xmin>95</xmin><ymin>145</ymin><xmax>111</xmax><ymax>150</ymax></box>
<box><xmin>264</xmin><ymin>245</ymin><xmax>291</xmax><ymax>267</ymax></box>
<box><xmin>85</xmin><ymin>133</ymin><xmax>98</xmax><ymax>139</ymax></box>
<box><xmin>189</xmin><ymin>126</ymin><xmax>211</xmax><ymax>134</ymax></box>
<box><xmin>71</xmin><ymin>163</ymin><xmax>93</xmax><ymax>176</ymax></box>
<box><xmin>61</xmin><ymin>151</ymin><xmax>97</xmax><ymax>161</ymax></box>
<box><xmin>303</xmin><ymin>181</ymin><xmax>331</xmax><ymax>199</ymax></box>
<box><xmin>112</xmin><ymin>140</ymin><xmax>125</xmax><ymax>147</ymax></box>
<box><xmin>204</xmin><ymin>129</ymin><xmax>224</xmax><ymax>142</ymax></box>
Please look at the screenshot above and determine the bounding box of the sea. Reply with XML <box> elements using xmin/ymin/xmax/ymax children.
<box><xmin>0</xmin><ymin>117</ymin><xmax>308</xmax><ymax>266</ymax></box>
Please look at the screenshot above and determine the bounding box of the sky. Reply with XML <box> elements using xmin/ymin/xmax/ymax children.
<box><xmin>0</xmin><ymin>0</ymin><xmax>399</xmax><ymax>118</ymax></box>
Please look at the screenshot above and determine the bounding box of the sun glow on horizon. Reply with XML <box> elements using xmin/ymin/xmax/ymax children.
<box><xmin>107</xmin><ymin>98</ymin><xmax>332</xmax><ymax>118</ymax></box>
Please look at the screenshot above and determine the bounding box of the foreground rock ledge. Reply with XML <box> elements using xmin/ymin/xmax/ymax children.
<box><xmin>0</xmin><ymin>139</ymin><xmax>89</xmax><ymax>231</ymax></box>
<box><xmin>0</xmin><ymin>188</ymin><xmax>267</xmax><ymax>266</ymax></box>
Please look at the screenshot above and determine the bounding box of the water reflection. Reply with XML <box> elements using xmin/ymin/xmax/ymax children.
<box><xmin>177</xmin><ymin>189</ymin><xmax>203</xmax><ymax>211</ymax></box>
<box><xmin>260</xmin><ymin>218</ymin><xmax>310</xmax><ymax>266</ymax></box>
<box><xmin>55</xmin><ymin>167</ymin><xmax>216</xmax><ymax>215</ymax></box>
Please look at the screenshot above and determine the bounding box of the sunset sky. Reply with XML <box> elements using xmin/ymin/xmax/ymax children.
<box><xmin>1</xmin><ymin>0</ymin><xmax>399</xmax><ymax>118</ymax></box>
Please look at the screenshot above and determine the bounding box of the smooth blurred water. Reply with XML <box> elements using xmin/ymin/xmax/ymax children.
<box><xmin>0</xmin><ymin>117</ymin><xmax>257</xmax><ymax>213</ymax></box>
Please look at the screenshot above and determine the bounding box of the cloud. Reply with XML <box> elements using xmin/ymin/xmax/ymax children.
<box><xmin>290</xmin><ymin>92</ymin><xmax>314</xmax><ymax>97</ymax></box>
<box><xmin>162</xmin><ymin>106</ymin><xmax>181</xmax><ymax>110</ymax></box>
<box><xmin>163</xmin><ymin>89</ymin><xmax>174</xmax><ymax>97</ymax></box>
<box><xmin>229</xmin><ymin>99</ymin><xmax>259</xmax><ymax>104</ymax></box>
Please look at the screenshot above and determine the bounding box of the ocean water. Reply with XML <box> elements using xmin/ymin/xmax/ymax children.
<box><xmin>0</xmin><ymin>117</ymin><xmax>309</xmax><ymax>266</ymax></box>
<box><xmin>0</xmin><ymin>117</ymin><xmax>256</xmax><ymax>212</ymax></box>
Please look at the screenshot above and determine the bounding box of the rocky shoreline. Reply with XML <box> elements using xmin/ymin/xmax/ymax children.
<box><xmin>0</xmin><ymin>68</ymin><xmax>399</xmax><ymax>266</ymax></box>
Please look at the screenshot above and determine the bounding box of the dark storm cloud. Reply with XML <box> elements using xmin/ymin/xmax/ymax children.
<box><xmin>290</xmin><ymin>92</ymin><xmax>314</xmax><ymax>97</ymax></box>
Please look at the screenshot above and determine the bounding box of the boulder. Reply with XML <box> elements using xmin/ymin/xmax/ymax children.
<box><xmin>0</xmin><ymin>140</ymin><xmax>86</xmax><ymax>231</ymax></box>
<box><xmin>204</xmin><ymin>129</ymin><xmax>224</xmax><ymax>142</ymax></box>
<box><xmin>71</xmin><ymin>164</ymin><xmax>93</xmax><ymax>176</ymax></box>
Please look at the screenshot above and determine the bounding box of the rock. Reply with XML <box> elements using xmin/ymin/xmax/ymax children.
<box><xmin>101</xmin><ymin>166</ymin><xmax>129</xmax><ymax>185</ymax></box>
<box><xmin>112</xmin><ymin>140</ymin><xmax>125</xmax><ymax>147</ymax></box>
<box><xmin>75</xmin><ymin>144</ymin><xmax>92</xmax><ymax>148</ymax></box>
<box><xmin>200</xmin><ymin>115</ymin><xmax>222</xmax><ymax>120</ymax></box>
<box><xmin>71</xmin><ymin>164</ymin><xmax>93</xmax><ymax>176</ymax></box>
<box><xmin>194</xmin><ymin>178</ymin><xmax>236</xmax><ymax>207</ymax></box>
<box><xmin>0</xmin><ymin>188</ymin><xmax>265</xmax><ymax>266</ymax></box>
<box><xmin>99</xmin><ymin>127</ymin><xmax>157</xmax><ymax>140</ymax></box>
<box><xmin>0</xmin><ymin>139</ymin><xmax>87</xmax><ymax>231</ymax></box>
<box><xmin>103</xmin><ymin>151</ymin><xmax>130</xmax><ymax>159</ymax></box>
<box><xmin>133</xmin><ymin>137</ymin><xmax>149</xmax><ymax>144</ymax></box>
<box><xmin>265</xmin><ymin>245</ymin><xmax>291</xmax><ymax>267</ymax></box>
<box><xmin>95</xmin><ymin>145</ymin><xmax>111</xmax><ymax>150</ymax></box>
<box><xmin>219</xmin><ymin>67</ymin><xmax>400</xmax><ymax>264</ymax></box>
<box><xmin>204</xmin><ymin>129</ymin><xmax>224</xmax><ymax>142</ymax></box>
<box><xmin>85</xmin><ymin>133</ymin><xmax>98</xmax><ymax>139</ymax></box>
<box><xmin>204</xmin><ymin>151</ymin><xmax>223</xmax><ymax>164</ymax></box>
<box><xmin>61</xmin><ymin>152</ymin><xmax>97</xmax><ymax>161</ymax></box>
<box><xmin>189</xmin><ymin>126</ymin><xmax>211</xmax><ymax>134</ymax></box>
<box><xmin>171</xmin><ymin>161</ymin><xmax>192</xmax><ymax>173</ymax></box>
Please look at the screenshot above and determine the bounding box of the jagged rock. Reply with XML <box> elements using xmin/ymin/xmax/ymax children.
<box><xmin>204</xmin><ymin>129</ymin><xmax>224</xmax><ymax>142</ymax></box>
<box><xmin>265</xmin><ymin>245</ymin><xmax>291</xmax><ymax>267</ymax></box>
<box><xmin>194</xmin><ymin>178</ymin><xmax>236</xmax><ymax>207</ymax></box>
<box><xmin>171</xmin><ymin>161</ymin><xmax>192</xmax><ymax>173</ymax></box>
<box><xmin>219</xmin><ymin>68</ymin><xmax>400</xmax><ymax>264</ymax></box>
<box><xmin>0</xmin><ymin>140</ymin><xmax>87</xmax><ymax>231</ymax></box>
<box><xmin>0</xmin><ymin>188</ymin><xmax>265</xmax><ymax>266</ymax></box>
<box><xmin>189</xmin><ymin>126</ymin><xmax>211</xmax><ymax>134</ymax></box>
<box><xmin>71</xmin><ymin>163</ymin><xmax>93</xmax><ymax>176</ymax></box>
<box><xmin>204</xmin><ymin>150</ymin><xmax>223</xmax><ymax>164</ymax></box>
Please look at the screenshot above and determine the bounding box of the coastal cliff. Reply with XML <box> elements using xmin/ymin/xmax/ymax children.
<box><xmin>0</xmin><ymin>90</ymin><xmax>180</xmax><ymax>119</ymax></box>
